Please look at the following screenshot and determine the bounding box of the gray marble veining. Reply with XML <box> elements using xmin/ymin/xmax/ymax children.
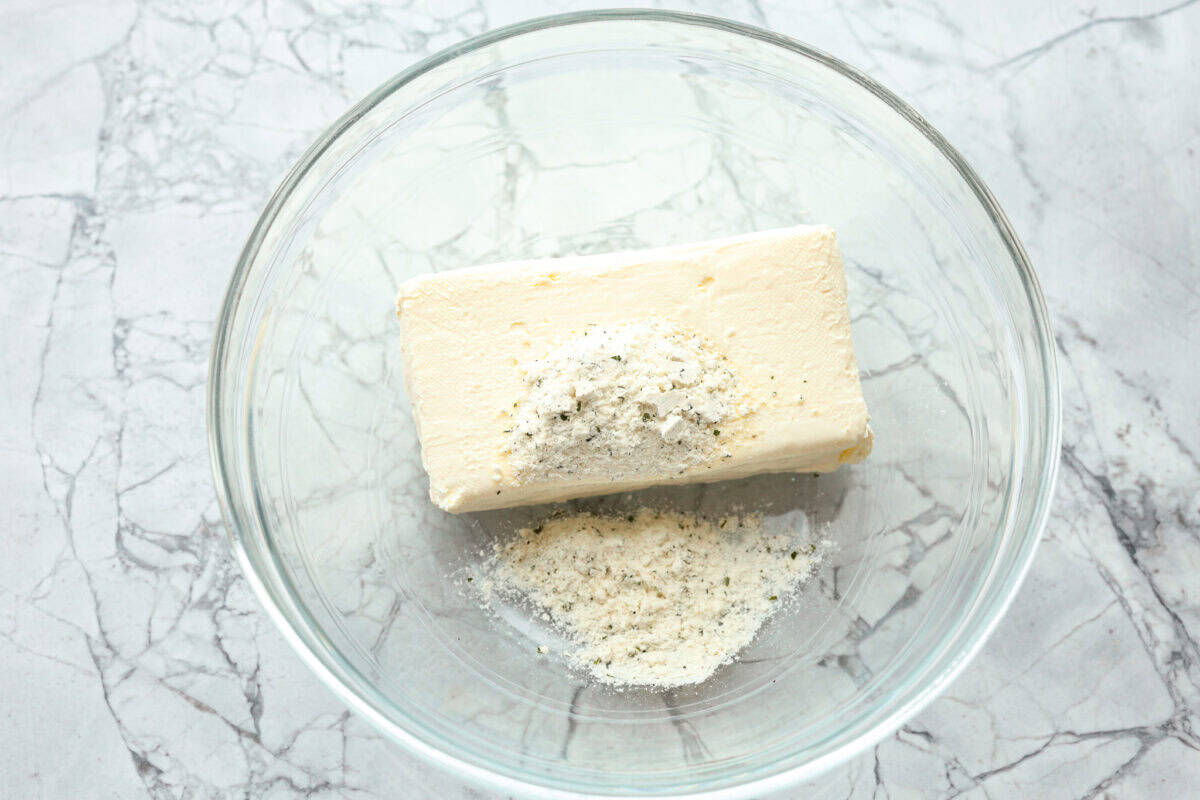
<box><xmin>2</xmin><ymin>1</ymin><xmax>1197</xmax><ymax>798</ymax></box>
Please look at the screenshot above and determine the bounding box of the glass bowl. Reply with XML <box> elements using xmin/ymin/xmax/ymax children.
<box><xmin>208</xmin><ymin>10</ymin><xmax>1059</xmax><ymax>797</ymax></box>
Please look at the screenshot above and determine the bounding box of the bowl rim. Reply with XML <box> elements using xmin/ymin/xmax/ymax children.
<box><xmin>208</xmin><ymin>8</ymin><xmax>1061</xmax><ymax>798</ymax></box>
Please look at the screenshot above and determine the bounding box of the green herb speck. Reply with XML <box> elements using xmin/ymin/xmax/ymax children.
<box><xmin>723</xmin><ymin>576</ymin><xmax>730</xmax><ymax>586</ymax></box>
<box><xmin>712</xmin><ymin>429</ymin><xmax>720</xmax><ymax>436</ymax></box>
<box><xmin>790</xmin><ymin>551</ymin><xmax>798</xmax><ymax>560</ymax></box>
<box><xmin>611</xmin><ymin>355</ymin><xmax>622</xmax><ymax>361</ymax></box>
<box><xmin>769</xmin><ymin>595</ymin><xmax>778</xmax><ymax>601</ymax></box>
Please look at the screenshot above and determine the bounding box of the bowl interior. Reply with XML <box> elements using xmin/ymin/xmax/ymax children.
<box><xmin>213</xmin><ymin>14</ymin><xmax>1055</xmax><ymax>795</ymax></box>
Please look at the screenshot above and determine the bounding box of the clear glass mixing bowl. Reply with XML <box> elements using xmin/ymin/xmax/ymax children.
<box><xmin>208</xmin><ymin>11</ymin><xmax>1059</xmax><ymax>797</ymax></box>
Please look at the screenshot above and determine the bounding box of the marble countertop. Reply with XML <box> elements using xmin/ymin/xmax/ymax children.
<box><xmin>3</xmin><ymin>0</ymin><xmax>1198</xmax><ymax>797</ymax></box>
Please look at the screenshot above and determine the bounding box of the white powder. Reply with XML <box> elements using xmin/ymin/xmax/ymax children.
<box><xmin>506</xmin><ymin>321</ymin><xmax>753</xmax><ymax>484</ymax></box>
<box><xmin>481</xmin><ymin>509</ymin><xmax>824</xmax><ymax>688</ymax></box>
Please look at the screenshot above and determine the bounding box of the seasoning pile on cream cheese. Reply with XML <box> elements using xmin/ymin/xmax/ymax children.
<box><xmin>506</xmin><ymin>321</ymin><xmax>753</xmax><ymax>485</ymax></box>
<box><xmin>480</xmin><ymin>509</ymin><xmax>824</xmax><ymax>688</ymax></box>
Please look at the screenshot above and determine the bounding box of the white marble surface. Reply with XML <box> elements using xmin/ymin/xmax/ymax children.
<box><xmin>2</xmin><ymin>0</ymin><xmax>1197</xmax><ymax>797</ymax></box>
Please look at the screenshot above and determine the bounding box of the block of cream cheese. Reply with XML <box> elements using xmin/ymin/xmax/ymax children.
<box><xmin>395</xmin><ymin>225</ymin><xmax>872</xmax><ymax>513</ymax></box>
